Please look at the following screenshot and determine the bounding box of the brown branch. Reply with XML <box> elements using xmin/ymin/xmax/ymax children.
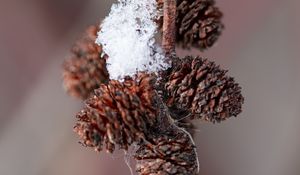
<box><xmin>162</xmin><ymin>0</ymin><xmax>177</xmax><ymax>56</ymax></box>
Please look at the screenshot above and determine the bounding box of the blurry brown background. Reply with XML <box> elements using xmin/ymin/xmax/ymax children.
<box><xmin>0</xmin><ymin>0</ymin><xmax>299</xmax><ymax>175</ymax></box>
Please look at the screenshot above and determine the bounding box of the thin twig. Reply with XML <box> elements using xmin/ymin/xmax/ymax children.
<box><xmin>124</xmin><ymin>150</ymin><xmax>134</xmax><ymax>175</ymax></box>
<box><xmin>162</xmin><ymin>0</ymin><xmax>177</xmax><ymax>56</ymax></box>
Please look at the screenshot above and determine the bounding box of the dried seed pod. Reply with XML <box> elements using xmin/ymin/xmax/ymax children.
<box><xmin>177</xmin><ymin>0</ymin><xmax>224</xmax><ymax>50</ymax></box>
<box><xmin>135</xmin><ymin>132</ymin><xmax>198</xmax><ymax>175</ymax></box>
<box><xmin>157</xmin><ymin>0</ymin><xmax>224</xmax><ymax>50</ymax></box>
<box><xmin>63</xmin><ymin>25</ymin><xmax>109</xmax><ymax>99</ymax></box>
<box><xmin>74</xmin><ymin>73</ymin><xmax>158</xmax><ymax>153</ymax></box>
<box><xmin>163</xmin><ymin>56</ymin><xmax>244</xmax><ymax>123</ymax></box>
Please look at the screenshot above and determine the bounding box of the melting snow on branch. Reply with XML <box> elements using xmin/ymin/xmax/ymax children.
<box><xmin>96</xmin><ymin>0</ymin><xmax>169</xmax><ymax>80</ymax></box>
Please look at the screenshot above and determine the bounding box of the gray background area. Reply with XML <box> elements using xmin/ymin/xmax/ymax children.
<box><xmin>0</xmin><ymin>0</ymin><xmax>299</xmax><ymax>175</ymax></box>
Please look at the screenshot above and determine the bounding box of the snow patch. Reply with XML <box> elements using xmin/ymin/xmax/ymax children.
<box><xmin>96</xmin><ymin>0</ymin><xmax>169</xmax><ymax>80</ymax></box>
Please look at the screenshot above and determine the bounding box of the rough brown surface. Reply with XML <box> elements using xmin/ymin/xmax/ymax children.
<box><xmin>74</xmin><ymin>73</ymin><xmax>158</xmax><ymax>153</ymax></box>
<box><xmin>135</xmin><ymin>132</ymin><xmax>198</xmax><ymax>175</ymax></box>
<box><xmin>158</xmin><ymin>0</ymin><xmax>224</xmax><ymax>50</ymax></box>
<box><xmin>63</xmin><ymin>25</ymin><xmax>109</xmax><ymax>99</ymax></box>
<box><xmin>163</xmin><ymin>56</ymin><xmax>244</xmax><ymax>123</ymax></box>
<box><xmin>162</xmin><ymin>0</ymin><xmax>177</xmax><ymax>55</ymax></box>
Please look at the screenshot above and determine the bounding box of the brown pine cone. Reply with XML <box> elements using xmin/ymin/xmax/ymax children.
<box><xmin>135</xmin><ymin>132</ymin><xmax>198</xmax><ymax>175</ymax></box>
<box><xmin>74</xmin><ymin>73</ymin><xmax>158</xmax><ymax>153</ymax></box>
<box><xmin>163</xmin><ymin>56</ymin><xmax>244</xmax><ymax>123</ymax></box>
<box><xmin>63</xmin><ymin>24</ymin><xmax>109</xmax><ymax>100</ymax></box>
<box><xmin>157</xmin><ymin>0</ymin><xmax>224</xmax><ymax>50</ymax></box>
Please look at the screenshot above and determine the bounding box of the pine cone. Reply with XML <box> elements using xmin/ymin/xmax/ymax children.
<box><xmin>157</xmin><ymin>0</ymin><xmax>224</xmax><ymax>50</ymax></box>
<box><xmin>135</xmin><ymin>132</ymin><xmax>198</xmax><ymax>175</ymax></box>
<box><xmin>163</xmin><ymin>56</ymin><xmax>244</xmax><ymax>123</ymax></box>
<box><xmin>74</xmin><ymin>73</ymin><xmax>158</xmax><ymax>153</ymax></box>
<box><xmin>63</xmin><ymin>25</ymin><xmax>109</xmax><ymax>99</ymax></box>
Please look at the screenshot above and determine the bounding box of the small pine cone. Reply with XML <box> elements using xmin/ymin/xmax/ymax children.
<box><xmin>63</xmin><ymin>25</ymin><xmax>109</xmax><ymax>99</ymax></box>
<box><xmin>163</xmin><ymin>56</ymin><xmax>244</xmax><ymax>123</ymax></box>
<box><xmin>135</xmin><ymin>133</ymin><xmax>198</xmax><ymax>175</ymax></box>
<box><xmin>74</xmin><ymin>73</ymin><xmax>158</xmax><ymax>153</ymax></box>
<box><xmin>176</xmin><ymin>0</ymin><xmax>224</xmax><ymax>49</ymax></box>
<box><xmin>157</xmin><ymin>0</ymin><xmax>224</xmax><ymax>50</ymax></box>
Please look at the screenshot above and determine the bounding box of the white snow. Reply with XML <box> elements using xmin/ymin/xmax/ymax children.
<box><xmin>96</xmin><ymin>0</ymin><xmax>169</xmax><ymax>80</ymax></box>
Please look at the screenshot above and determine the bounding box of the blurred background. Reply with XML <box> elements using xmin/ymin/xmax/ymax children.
<box><xmin>0</xmin><ymin>0</ymin><xmax>299</xmax><ymax>175</ymax></box>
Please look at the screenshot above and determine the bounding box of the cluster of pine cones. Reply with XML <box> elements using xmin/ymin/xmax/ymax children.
<box><xmin>63</xmin><ymin>0</ymin><xmax>244</xmax><ymax>174</ymax></box>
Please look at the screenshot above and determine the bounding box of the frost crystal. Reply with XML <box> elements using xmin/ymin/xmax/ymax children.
<box><xmin>96</xmin><ymin>0</ymin><xmax>169</xmax><ymax>80</ymax></box>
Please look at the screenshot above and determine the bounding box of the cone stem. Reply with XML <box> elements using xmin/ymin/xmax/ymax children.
<box><xmin>162</xmin><ymin>0</ymin><xmax>176</xmax><ymax>56</ymax></box>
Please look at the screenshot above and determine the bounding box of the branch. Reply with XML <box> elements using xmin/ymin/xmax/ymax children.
<box><xmin>162</xmin><ymin>0</ymin><xmax>177</xmax><ymax>56</ymax></box>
